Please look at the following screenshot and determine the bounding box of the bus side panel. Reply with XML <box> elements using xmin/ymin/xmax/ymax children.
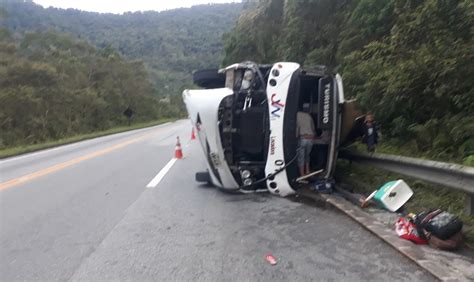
<box><xmin>264</xmin><ymin>62</ymin><xmax>300</xmax><ymax>197</ymax></box>
<box><xmin>282</xmin><ymin>71</ymin><xmax>301</xmax><ymax>188</ymax></box>
<box><xmin>317</xmin><ymin>76</ymin><xmax>340</xmax><ymax>179</ymax></box>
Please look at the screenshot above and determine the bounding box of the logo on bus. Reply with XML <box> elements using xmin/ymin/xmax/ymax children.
<box><xmin>271</xmin><ymin>93</ymin><xmax>285</xmax><ymax>119</ymax></box>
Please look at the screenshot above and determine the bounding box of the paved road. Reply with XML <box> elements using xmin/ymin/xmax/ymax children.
<box><xmin>0</xmin><ymin>120</ymin><xmax>434</xmax><ymax>281</ymax></box>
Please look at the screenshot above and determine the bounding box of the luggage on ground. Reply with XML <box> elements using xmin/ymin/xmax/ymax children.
<box><xmin>414</xmin><ymin>209</ymin><xmax>463</xmax><ymax>240</ymax></box>
<box><xmin>395</xmin><ymin>217</ymin><xmax>428</xmax><ymax>244</ymax></box>
<box><xmin>409</xmin><ymin>209</ymin><xmax>465</xmax><ymax>251</ymax></box>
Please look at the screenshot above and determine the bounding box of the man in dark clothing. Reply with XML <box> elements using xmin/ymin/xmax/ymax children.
<box><xmin>362</xmin><ymin>113</ymin><xmax>378</xmax><ymax>153</ymax></box>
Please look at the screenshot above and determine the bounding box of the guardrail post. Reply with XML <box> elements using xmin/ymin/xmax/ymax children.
<box><xmin>466</xmin><ymin>194</ymin><xmax>474</xmax><ymax>216</ymax></box>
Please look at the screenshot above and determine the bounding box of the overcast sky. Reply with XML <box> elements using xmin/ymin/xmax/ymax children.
<box><xmin>33</xmin><ymin>0</ymin><xmax>241</xmax><ymax>14</ymax></box>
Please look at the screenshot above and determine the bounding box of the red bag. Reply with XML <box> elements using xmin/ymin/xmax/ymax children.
<box><xmin>395</xmin><ymin>217</ymin><xmax>428</xmax><ymax>244</ymax></box>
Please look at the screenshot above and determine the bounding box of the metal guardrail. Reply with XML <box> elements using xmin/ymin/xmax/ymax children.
<box><xmin>339</xmin><ymin>150</ymin><xmax>474</xmax><ymax>215</ymax></box>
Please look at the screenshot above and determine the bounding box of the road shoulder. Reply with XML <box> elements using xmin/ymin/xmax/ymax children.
<box><xmin>297</xmin><ymin>187</ymin><xmax>474</xmax><ymax>281</ymax></box>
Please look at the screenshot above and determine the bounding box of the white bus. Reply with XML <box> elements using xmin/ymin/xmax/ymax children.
<box><xmin>183</xmin><ymin>61</ymin><xmax>362</xmax><ymax>196</ymax></box>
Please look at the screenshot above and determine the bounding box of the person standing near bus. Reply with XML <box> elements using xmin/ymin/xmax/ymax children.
<box><xmin>362</xmin><ymin>113</ymin><xmax>378</xmax><ymax>153</ymax></box>
<box><xmin>296</xmin><ymin>103</ymin><xmax>316</xmax><ymax>176</ymax></box>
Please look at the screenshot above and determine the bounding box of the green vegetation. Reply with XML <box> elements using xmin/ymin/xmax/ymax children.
<box><xmin>223</xmin><ymin>0</ymin><xmax>473</xmax><ymax>163</ymax></box>
<box><xmin>224</xmin><ymin>0</ymin><xmax>474</xmax><ymax>238</ymax></box>
<box><xmin>1</xmin><ymin>0</ymin><xmax>243</xmax><ymax>94</ymax></box>
<box><xmin>0</xmin><ymin>28</ymin><xmax>182</xmax><ymax>149</ymax></box>
<box><xmin>374</xmin><ymin>141</ymin><xmax>473</xmax><ymax>167</ymax></box>
<box><xmin>0</xmin><ymin>118</ymin><xmax>174</xmax><ymax>159</ymax></box>
<box><xmin>0</xmin><ymin>1</ymin><xmax>242</xmax><ymax>152</ymax></box>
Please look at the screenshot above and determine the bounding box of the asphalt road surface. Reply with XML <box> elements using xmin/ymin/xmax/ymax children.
<box><xmin>0</xmin><ymin>120</ymin><xmax>434</xmax><ymax>281</ymax></box>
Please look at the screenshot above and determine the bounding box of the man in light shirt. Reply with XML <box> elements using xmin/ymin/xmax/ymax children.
<box><xmin>296</xmin><ymin>103</ymin><xmax>315</xmax><ymax>176</ymax></box>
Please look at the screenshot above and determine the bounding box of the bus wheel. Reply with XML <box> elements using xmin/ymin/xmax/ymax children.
<box><xmin>193</xmin><ymin>69</ymin><xmax>225</xmax><ymax>89</ymax></box>
<box><xmin>195</xmin><ymin>171</ymin><xmax>211</xmax><ymax>184</ymax></box>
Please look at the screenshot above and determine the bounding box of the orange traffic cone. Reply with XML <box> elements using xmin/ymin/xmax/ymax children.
<box><xmin>191</xmin><ymin>127</ymin><xmax>196</xmax><ymax>140</ymax></box>
<box><xmin>175</xmin><ymin>136</ymin><xmax>183</xmax><ymax>159</ymax></box>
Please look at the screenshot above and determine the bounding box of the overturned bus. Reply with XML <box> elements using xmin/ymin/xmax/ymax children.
<box><xmin>183</xmin><ymin>61</ymin><xmax>361</xmax><ymax>197</ymax></box>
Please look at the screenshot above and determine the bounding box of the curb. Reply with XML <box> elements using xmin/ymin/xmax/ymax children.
<box><xmin>296</xmin><ymin>188</ymin><xmax>474</xmax><ymax>282</ymax></box>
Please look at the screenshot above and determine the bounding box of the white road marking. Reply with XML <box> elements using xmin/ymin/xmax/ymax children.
<box><xmin>146</xmin><ymin>158</ymin><xmax>178</xmax><ymax>188</ymax></box>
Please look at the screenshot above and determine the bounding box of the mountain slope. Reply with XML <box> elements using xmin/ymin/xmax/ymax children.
<box><xmin>223</xmin><ymin>0</ymin><xmax>473</xmax><ymax>161</ymax></box>
<box><xmin>1</xmin><ymin>0</ymin><xmax>243</xmax><ymax>93</ymax></box>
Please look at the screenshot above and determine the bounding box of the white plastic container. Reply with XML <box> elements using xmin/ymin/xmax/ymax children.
<box><xmin>374</xmin><ymin>179</ymin><xmax>413</xmax><ymax>212</ymax></box>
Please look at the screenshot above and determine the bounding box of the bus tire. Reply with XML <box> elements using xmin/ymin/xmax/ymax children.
<box><xmin>195</xmin><ymin>171</ymin><xmax>211</xmax><ymax>183</ymax></box>
<box><xmin>193</xmin><ymin>69</ymin><xmax>225</xmax><ymax>89</ymax></box>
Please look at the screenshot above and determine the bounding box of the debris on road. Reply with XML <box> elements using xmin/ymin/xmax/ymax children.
<box><xmin>373</xmin><ymin>179</ymin><xmax>413</xmax><ymax>212</ymax></box>
<box><xmin>395</xmin><ymin>217</ymin><xmax>428</xmax><ymax>244</ymax></box>
<box><xmin>265</xmin><ymin>254</ymin><xmax>277</xmax><ymax>265</ymax></box>
<box><xmin>332</xmin><ymin>185</ymin><xmax>365</xmax><ymax>207</ymax></box>
<box><xmin>311</xmin><ymin>179</ymin><xmax>333</xmax><ymax>194</ymax></box>
<box><xmin>296</xmin><ymin>169</ymin><xmax>324</xmax><ymax>183</ymax></box>
<box><xmin>395</xmin><ymin>209</ymin><xmax>465</xmax><ymax>251</ymax></box>
<box><xmin>411</xmin><ymin>210</ymin><xmax>464</xmax><ymax>251</ymax></box>
<box><xmin>360</xmin><ymin>190</ymin><xmax>377</xmax><ymax>208</ymax></box>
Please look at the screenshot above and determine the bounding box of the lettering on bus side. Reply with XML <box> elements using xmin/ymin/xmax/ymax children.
<box><xmin>323</xmin><ymin>84</ymin><xmax>330</xmax><ymax>123</ymax></box>
<box><xmin>270</xmin><ymin>136</ymin><xmax>276</xmax><ymax>155</ymax></box>
<box><xmin>318</xmin><ymin>77</ymin><xmax>333</xmax><ymax>129</ymax></box>
<box><xmin>270</xmin><ymin>93</ymin><xmax>285</xmax><ymax>120</ymax></box>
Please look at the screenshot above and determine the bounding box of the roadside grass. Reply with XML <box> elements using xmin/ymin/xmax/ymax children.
<box><xmin>335</xmin><ymin>159</ymin><xmax>474</xmax><ymax>245</ymax></box>
<box><xmin>0</xmin><ymin>118</ymin><xmax>176</xmax><ymax>159</ymax></box>
<box><xmin>372</xmin><ymin>139</ymin><xmax>473</xmax><ymax>167</ymax></box>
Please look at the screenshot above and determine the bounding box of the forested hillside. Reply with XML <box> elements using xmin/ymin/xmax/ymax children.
<box><xmin>223</xmin><ymin>0</ymin><xmax>473</xmax><ymax>163</ymax></box>
<box><xmin>1</xmin><ymin>0</ymin><xmax>243</xmax><ymax>93</ymax></box>
<box><xmin>0</xmin><ymin>1</ymin><xmax>243</xmax><ymax>150</ymax></box>
<box><xmin>0</xmin><ymin>28</ymin><xmax>179</xmax><ymax>148</ymax></box>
